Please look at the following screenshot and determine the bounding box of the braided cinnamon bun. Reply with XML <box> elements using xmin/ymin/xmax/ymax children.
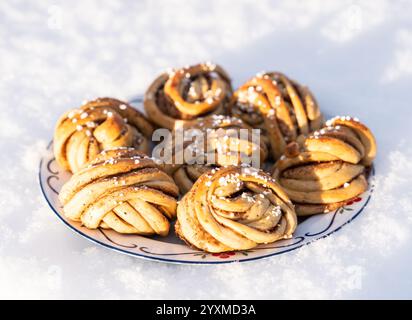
<box><xmin>144</xmin><ymin>63</ymin><xmax>232</xmax><ymax>130</ymax></box>
<box><xmin>229</xmin><ymin>72</ymin><xmax>324</xmax><ymax>160</ymax></box>
<box><xmin>59</xmin><ymin>148</ymin><xmax>179</xmax><ymax>236</ymax></box>
<box><xmin>54</xmin><ymin>98</ymin><xmax>154</xmax><ymax>173</ymax></box>
<box><xmin>175</xmin><ymin>166</ymin><xmax>297</xmax><ymax>253</ymax></box>
<box><xmin>165</xmin><ymin>115</ymin><xmax>268</xmax><ymax>194</ymax></box>
<box><xmin>272</xmin><ymin>116</ymin><xmax>377</xmax><ymax>216</ymax></box>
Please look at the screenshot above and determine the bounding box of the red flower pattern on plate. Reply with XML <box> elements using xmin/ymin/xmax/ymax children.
<box><xmin>346</xmin><ymin>197</ymin><xmax>362</xmax><ymax>206</ymax></box>
<box><xmin>212</xmin><ymin>252</ymin><xmax>236</xmax><ymax>259</ymax></box>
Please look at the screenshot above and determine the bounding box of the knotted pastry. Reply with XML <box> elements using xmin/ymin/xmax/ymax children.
<box><xmin>229</xmin><ymin>72</ymin><xmax>324</xmax><ymax>160</ymax></box>
<box><xmin>54</xmin><ymin>97</ymin><xmax>154</xmax><ymax>173</ymax></box>
<box><xmin>58</xmin><ymin>148</ymin><xmax>179</xmax><ymax>236</ymax></box>
<box><xmin>272</xmin><ymin>116</ymin><xmax>377</xmax><ymax>216</ymax></box>
<box><xmin>164</xmin><ymin>115</ymin><xmax>268</xmax><ymax>194</ymax></box>
<box><xmin>175</xmin><ymin>166</ymin><xmax>297</xmax><ymax>253</ymax></box>
<box><xmin>144</xmin><ymin>62</ymin><xmax>232</xmax><ymax>130</ymax></box>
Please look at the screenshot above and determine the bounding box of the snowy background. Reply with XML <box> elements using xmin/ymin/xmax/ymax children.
<box><xmin>1</xmin><ymin>0</ymin><xmax>412</xmax><ymax>299</ymax></box>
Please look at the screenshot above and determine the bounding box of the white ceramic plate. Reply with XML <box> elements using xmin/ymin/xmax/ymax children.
<box><xmin>39</xmin><ymin>97</ymin><xmax>375</xmax><ymax>264</ymax></box>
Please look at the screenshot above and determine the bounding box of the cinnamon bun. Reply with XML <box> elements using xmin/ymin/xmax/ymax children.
<box><xmin>144</xmin><ymin>63</ymin><xmax>232</xmax><ymax>130</ymax></box>
<box><xmin>54</xmin><ymin>98</ymin><xmax>154</xmax><ymax>173</ymax></box>
<box><xmin>175</xmin><ymin>166</ymin><xmax>297</xmax><ymax>252</ymax></box>
<box><xmin>229</xmin><ymin>72</ymin><xmax>323</xmax><ymax>160</ymax></box>
<box><xmin>59</xmin><ymin>148</ymin><xmax>179</xmax><ymax>236</ymax></box>
<box><xmin>164</xmin><ymin>115</ymin><xmax>268</xmax><ymax>194</ymax></box>
<box><xmin>272</xmin><ymin>116</ymin><xmax>377</xmax><ymax>216</ymax></box>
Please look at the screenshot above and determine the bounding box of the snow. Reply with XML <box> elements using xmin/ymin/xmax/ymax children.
<box><xmin>382</xmin><ymin>29</ymin><xmax>412</xmax><ymax>82</ymax></box>
<box><xmin>1</xmin><ymin>0</ymin><xmax>412</xmax><ymax>299</ymax></box>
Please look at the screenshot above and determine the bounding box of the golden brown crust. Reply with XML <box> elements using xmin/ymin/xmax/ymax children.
<box><xmin>229</xmin><ymin>72</ymin><xmax>324</xmax><ymax>160</ymax></box>
<box><xmin>175</xmin><ymin>166</ymin><xmax>297</xmax><ymax>253</ymax></box>
<box><xmin>59</xmin><ymin>148</ymin><xmax>179</xmax><ymax>236</ymax></box>
<box><xmin>144</xmin><ymin>63</ymin><xmax>232</xmax><ymax>130</ymax></box>
<box><xmin>54</xmin><ymin>97</ymin><xmax>154</xmax><ymax>173</ymax></box>
<box><xmin>325</xmin><ymin>116</ymin><xmax>377</xmax><ymax>166</ymax></box>
<box><xmin>272</xmin><ymin>117</ymin><xmax>376</xmax><ymax>216</ymax></box>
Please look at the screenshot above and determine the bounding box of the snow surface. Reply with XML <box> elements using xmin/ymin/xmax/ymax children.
<box><xmin>1</xmin><ymin>0</ymin><xmax>412</xmax><ymax>299</ymax></box>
